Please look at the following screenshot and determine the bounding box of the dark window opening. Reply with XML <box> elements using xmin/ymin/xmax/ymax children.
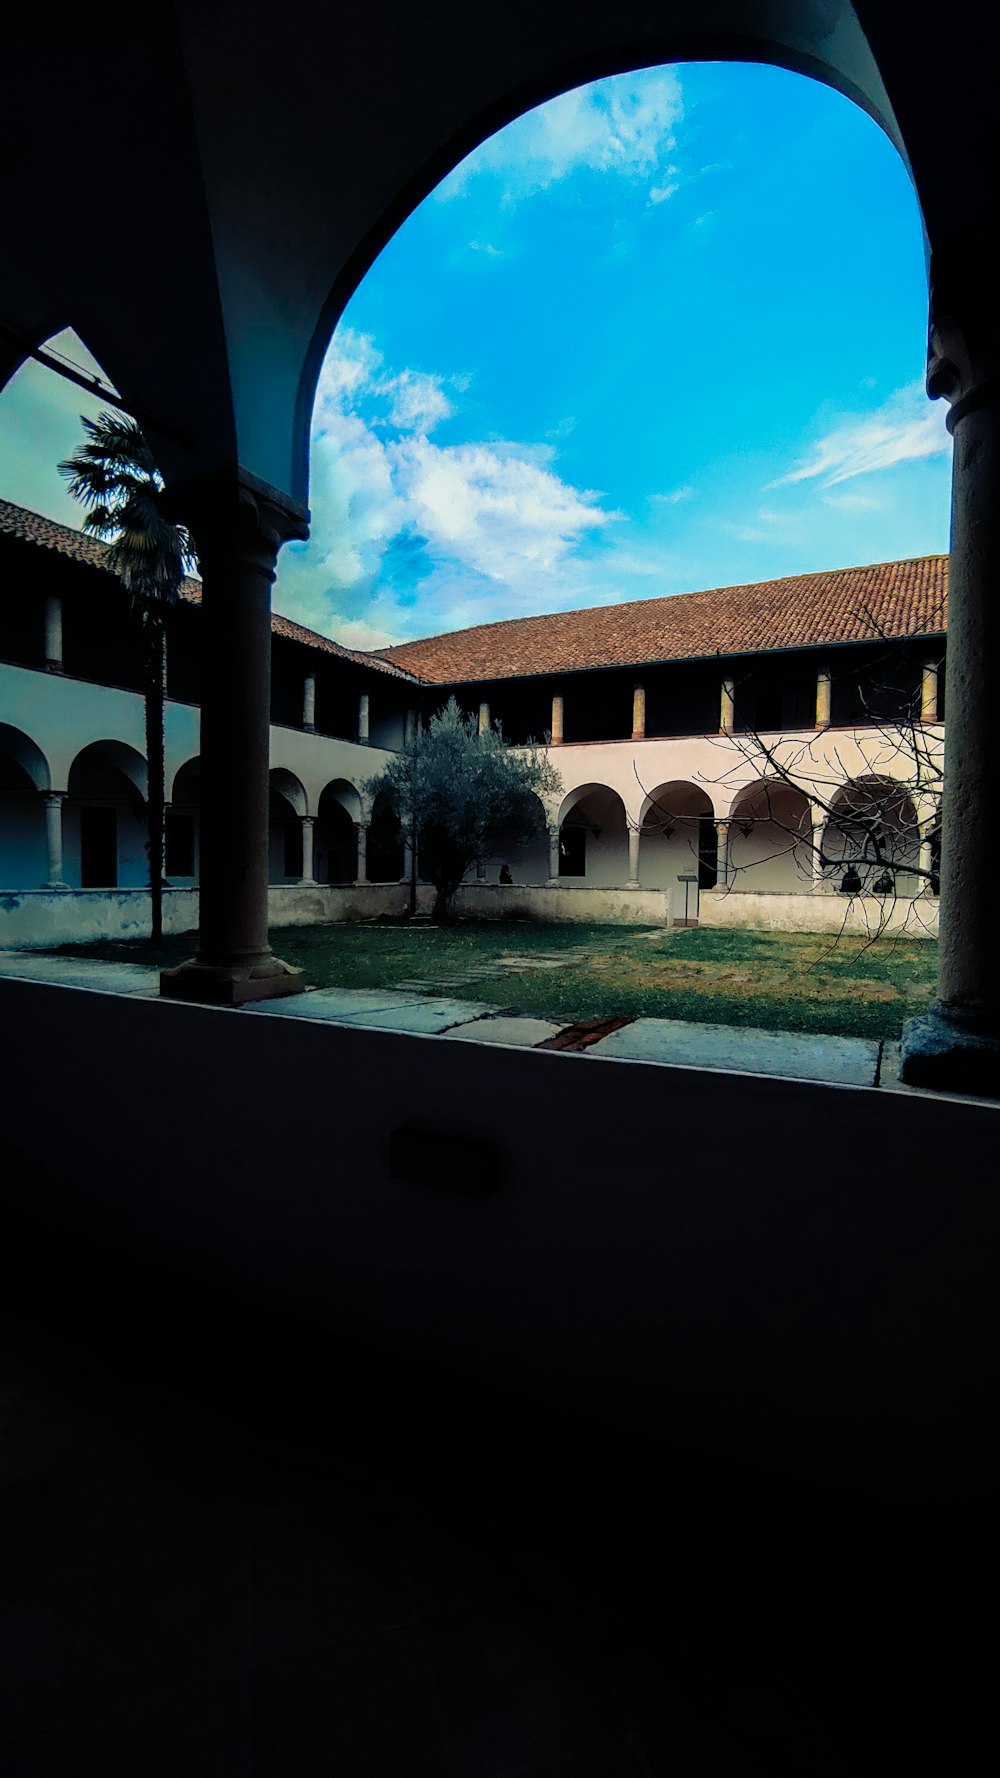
<box><xmin>165</xmin><ymin>810</ymin><xmax>195</xmax><ymax>877</ymax></box>
<box><xmin>697</xmin><ymin>815</ymin><xmax>718</xmax><ymax>890</ymax></box>
<box><xmin>80</xmin><ymin>806</ymin><xmax>117</xmax><ymax>888</ymax></box>
<box><xmin>559</xmin><ymin>827</ymin><xmax>586</xmax><ymax>877</ymax></box>
<box><xmin>284</xmin><ymin>820</ymin><xmax>303</xmax><ymax>878</ymax></box>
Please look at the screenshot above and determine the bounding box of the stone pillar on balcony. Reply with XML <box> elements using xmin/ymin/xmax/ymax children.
<box><xmin>42</xmin><ymin>790</ymin><xmax>67</xmax><ymax>888</ymax></box>
<box><xmin>921</xmin><ymin>658</ymin><xmax>940</xmax><ymax>724</ymax></box>
<box><xmin>44</xmin><ymin>595</ymin><xmax>63</xmax><ymax>671</ymax></box>
<box><xmin>550</xmin><ymin>693</ymin><xmax>564</xmax><ymax>746</ymax></box>
<box><xmin>478</xmin><ymin>700</ymin><xmax>490</xmax><ymax>735</ymax></box>
<box><xmin>159</xmin><ymin>469</ymin><xmax>308</xmax><ymax>1005</ymax></box>
<box><xmin>720</xmin><ymin>676</ymin><xmax>736</xmax><ymax>735</ymax></box>
<box><xmin>358</xmin><ymin>691</ymin><xmax>370</xmax><ymax>744</ymax></box>
<box><xmin>627</xmin><ymin>825</ymin><xmax>640</xmax><ymax>888</ymax></box>
<box><xmin>901</xmin><ymin>290</ymin><xmax>1000</xmax><ymax>1091</ymax></box>
<box><xmin>303</xmin><ymin>671</ymin><xmax>316</xmax><ymax>732</ymax></box>
<box><xmin>815</xmin><ymin>668</ymin><xmax>832</xmax><ymax>729</ymax></box>
<box><xmin>632</xmin><ymin>683</ymin><xmax>646</xmax><ymax>742</ymax></box>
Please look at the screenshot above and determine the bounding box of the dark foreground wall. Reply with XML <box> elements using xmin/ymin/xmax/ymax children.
<box><xmin>3</xmin><ymin>974</ymin><xmax>998</xmax><ymax>1541</ymax></box>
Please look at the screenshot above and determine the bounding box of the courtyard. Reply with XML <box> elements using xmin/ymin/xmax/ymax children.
<box><xmin>44</xmin><ymin>920</ymin><xmax>937</xmax><ymax>1044</ymax></box>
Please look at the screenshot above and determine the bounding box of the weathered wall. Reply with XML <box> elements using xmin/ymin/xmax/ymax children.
<box><xmin>700</xmin><ymin>889</ymin><xmax>940</xmax><ymax>937</ymax></box>
<box><xmin>0</xmin><ymin>883</ymin><xmax>425</xmax><ymax>947</ymax></box>
<box><xmin>2</xmin><ymin>973</ymin><xmax>997</xmax><ymax>1536</ymax></box>
<box><xmin>453</xmin><ymin>884</ymin><xmax>669</xmax><ymax>924</ymax></box>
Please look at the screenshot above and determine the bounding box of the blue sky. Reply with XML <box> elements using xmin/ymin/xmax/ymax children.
<box><xmin>0</xmin><ymin>62</ymin><xmax>951</xmax><ymax>650</ymax></box>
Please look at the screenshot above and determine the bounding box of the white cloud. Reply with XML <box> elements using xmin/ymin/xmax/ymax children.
<box><xmin>769</xmin><ymin>383</ymin><xmax>950</xmax><ymax>489</ymax></box>
<box><xmin>650</xmin><ymin>485</ymin><xmax>693</xmax><ymax>506</ymax></box>
<box><xmin>648</xmin><ymin>179</ymin><xmax>679</xmax><ymax>206</ymax></box>
<box><xmin>276</xmin><ymin>327</ymin><xmax>621</xmax><ymax>643</ymax></box>
<box><xmin>468</xmin><ymin>239</ymin><xmax>505</xmax><ymax>259</ymax></box>
<box><xmin>438</xmin><ymin>69</ymin><xmax>683</xmax><ymax>203</ymax></box>
<box><xmin>822</xmin><ymin>490</ymin><xmax>885</xmax><ymax>514</ymax></box>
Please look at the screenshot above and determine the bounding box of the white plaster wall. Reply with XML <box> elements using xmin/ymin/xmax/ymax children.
<box><xmin>530</xmin><ymin>727</ymin><xmax>945</xmax><ymax>834</ymax></box>
<box><xmin>727</xmin><ymin>823</ymin><xmax>813</xmax><ymax>893</ymax></box>
<box><xmin>0</xmin><ymin>883</ymin><xmax>427</xmax><ymax>947</ymax></box>
<box><xmin>638</xmin><ymin>823</ymin><xmax>704</xmax><ymax>890</ymax></box>
<box><xmin>454</xmin><ymin>885</ymin><xmax>669</xmax><ymax>924</ymax></box>
<box><xmin>700</xmin><ymin>889</ymin><xmax>940</xmax><ymax>937</ymax></box>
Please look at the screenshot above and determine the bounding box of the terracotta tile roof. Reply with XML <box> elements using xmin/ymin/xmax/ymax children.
<box><xmin>0</xmin><ymin>496</ymin><xmax>418</xmax><ymax>683</ymax></box>
<box><xmin>378</xmin><ymin>557</ymin><xmax>949</xmax><ymax>683</ymax></box>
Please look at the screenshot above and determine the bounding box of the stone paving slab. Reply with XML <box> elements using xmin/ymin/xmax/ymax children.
<box><xmin>587</xmin><ymin>1017</ymin><xmax>880</xmax><ymax>1086</ymax></box>
<box><xmin>245</xmin><ymin>987</ymin><xmax>491</xmax><ymax>1035</ymax></box>
<box><xmin>0</xmin><ymin>952</ymin><xmax>160</xmax><ymax>997</ymax></box>
<box><xmin>441</xmin><ymin>1016</ymin><xmax>564</xmax><ymax>1046</ymax></box>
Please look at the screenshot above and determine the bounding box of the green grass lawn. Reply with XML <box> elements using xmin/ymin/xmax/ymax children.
<box><xmin>46</xmin><ymin>919</ymin><xmax>938</xmax><ymax>1043</ymax></box>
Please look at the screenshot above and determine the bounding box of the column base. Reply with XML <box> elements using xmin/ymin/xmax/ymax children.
<box><xmin>160</xmin><ymin>954</ymin><xmax>304</xmax><ymax>1006</ymax></box>
<box><xmin>900</xmin><ymin>1002</ymin><xmax>1000</xmax><ymax>1097</ymax></box>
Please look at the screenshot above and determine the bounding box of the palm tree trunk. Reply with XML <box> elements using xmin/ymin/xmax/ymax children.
<box><xmin>145</xmin><ymin>615</ymin><xmax>166</xmax><ymax>946</ymax></box>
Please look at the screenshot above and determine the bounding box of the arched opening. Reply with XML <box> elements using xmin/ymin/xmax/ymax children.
<box><xmin>482</xmin><ymin>792</ymin><xmax>549</xmax><ymax>885</ymax></box>
<box><xmin>167</xmin><ymin>757</ymin><xmax>200</xmax><ymax>884</ymax></box>
<box><xmin>316</xmin><ymin>778</ymin><xmax>361</xmax><ymax>885</ymax></box>
<box><xmin>367</xmin><ymin>788</ymin><xmax>405</xmax><ymax>884</ymax></box>
<box><xmin>638</xmin><ymin>780</ymin><xmax>716</xmax><ymax>890</ymax></box>
<box><xmin>824</xmin><ymin>775</ymin><xmax>920</xmax><ymax>896</ymax></box>
<box><xmin>557</xmin><ymin>784</ymin><xmax>628</xmax><ymax>885</ymax></box>
<box><xmin>728</xmin><ymin>779</ymin><xmax>812</xmax><ymax>893</ymax></box>
<box><xmin>66</xmin><ymin>740</ymin><xmax>148</xmax><ymax>890</ymax></box>
<box><xmin>268</xmin><ymin>768</ymin><xmax>308</xmax><ymax>884</ymax></box>
<box><xmin>0</xmin><ymin>723</ymin><xmax>50</xmax><ymax>889</ymax></box>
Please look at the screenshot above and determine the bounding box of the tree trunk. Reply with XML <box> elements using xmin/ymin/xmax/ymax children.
<box><xmin>145</xmin><ymin>615</ymin><xmax>166</xmax><ymax>947</ymax></box>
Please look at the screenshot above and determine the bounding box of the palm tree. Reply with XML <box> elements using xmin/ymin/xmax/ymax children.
<box><xmin>59</xmin><ymin>413</ymin><xmax>198</xmax><ymax>945</ymax></box>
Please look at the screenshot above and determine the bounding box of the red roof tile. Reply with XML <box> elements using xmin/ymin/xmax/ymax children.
<box><xmin>0</xmin><ymin>496</ymin><xmax>418</xmax><ymax>682</ymax></box>
<box><xmin>378</xmin><ymin>557</ymin><xmax>948</xmax><ymax>683</ymax></box>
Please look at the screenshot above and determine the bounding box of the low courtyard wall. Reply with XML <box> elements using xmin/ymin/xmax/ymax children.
<box><xmin>0</xmin><ymin>880</ymin><xmax>940</xmax><ymax>946</ymax></box>
<box><xmin>699</xmin><ymin>889</ymin><xmax>940</xmax><ymax>938</ymax></box>
<box><xmin>0</xmin><ymin>883</ymin><xmax>417</xmax><ymax>948</ymax></box>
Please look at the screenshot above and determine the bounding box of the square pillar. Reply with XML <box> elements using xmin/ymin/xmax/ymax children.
<box><xmin>631</xmin><ymin>683</ymin><xmax>646</xmax><ymax>742</ymax></box>
<box><xmin>921</xmin><ymin>659</ymin><xmax>940</xmax><ymax>723</ymax></box>
<box><xmin>44</xmin><ymin>595</ymin><xmax>63</xmax><ymax>671</ymax></box>
<box><xmin>550</xmin><ymin>694</ymin><xmax>564</xmax><ymax>746</ymax></box>
<box><xmin>720</xmin><ymin>676</ymin><xmax>735</xmax><ymax>734</ymax></box>
<box><xmin>303</xmin><ymin>671</ymin><xmax>316</xmax><ymax>732</ymax></box>
<box><xmin>478</xmin><ymin>700</ymin><xmax>490</xmax><ymax>735</ymax></box>
<box><xmin>815</xmin><ymin>668</ymin><xmax>832</xmax><ymax>729</ymax></box>
<box><xmin>42</xmin><ymin>790</ymin><xmax>67</xmax><ymax>888</ymax></box>
<box><xmin>627</xmin><ymin>826</ymin><xmax>640</xmax><ymax>887</ymax></box>
<box><xmin>358</xmin><ymin>691</ymin><xmax>370</xmax><ymax>744</ymax></box>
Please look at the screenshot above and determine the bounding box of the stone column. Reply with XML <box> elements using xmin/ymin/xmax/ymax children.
<box><xmin>627</xmin><ymin>825</ymin><xmax>640</xmax><ymax>888</ymax></box>
<box><xmin>815</xmin><ymin>668</ymin><xmax>832</xmax><ymax>729</ymax></box>
<box><xmin>478</xmin><ymin>700</ymin><xmax>490</xmax><ymax>735</ymax></box>
<box><xmin>300</xmin><ymin>815</ymin><xmax>316</xmax><ymax>884</ymax></box>
<box><xmin>44</xmin><ymin>595</ymin><xmax>63</xmax><ymax>671</ymax></box>
<box><xmin>401</xmin><ymin>834</ymin><xmax>413</xmax><ymax>885</ymax></box>
<box><xmin>476</xmin><ymin>856</ymin><xmax>487</xmax><ymax>882</ymax></box>
<box><xmin>355</xmin><ymin>821</ymin><xmax>368</xmax><ymax>885</ymax></box>
<box><xmin>811</xmin><ymin>808</ymin><xmax>827</xmax><ymax>892</ymax></box>
<box><xmin>720</xmin><ymin>676</ymin><xmax>735</xmax><ymax>734</ymax></box>
<box><xmin>548</xmin><ymin>823</ymin><xmax>561</xmax><ymax>883</ymax></box>
<box><xmin>42</xmin><ymin>790</ymin><xmax>66</xmax><ymax>888</ymax></box>
<box><xmin>160</xmin><ymin>469</ymin><xmax>308</xmax><ymax>1005</ymax></box>
<box><xmin>303</xmin><ymin>671</ymin><xmax>316</xmax><ymax>732</ymax></box>
<box><xmin>901</xmin><ymin>295</ymin><xmax>1000</xmax><ymax>1090</ymax></box>
<box><xmin>921</xmin><ymin>658</ymin><xmax>940</xmax><ymax>724</ymax></box>
<box><xmin>631</xmin><ymin>683</ymin><xmax>646</xmax><ymax>742</ymax></box>
<box><xmin>550</xmin><ymin>693</ymin><xmax>564</xmax><ymax>746</ymax></box>
<box><xmin>358</xmin><ymin>691</ymin><xmax>370</xmax><ymax>744</ymax></box>
<box><xmin>716</xmin><ymin>819</ymin><xmax>730</xmax><ymax>889</ymax></box>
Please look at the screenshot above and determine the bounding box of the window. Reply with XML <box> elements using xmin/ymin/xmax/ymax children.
<box><xmin>165</xmin><ymin>810</ymin><xmax>195</xmax><ymax>877</ymax></box>
<box><xmin>283</xmin><ymin>820</ymin><xmax>303</xmax><ymax>878</ymax></box>
<box><xmin>559</xmin><ymin>827</ymin><xmax>586</xmax><ymax>877</ymax></box>
<box><xmin>80</xmin><ymin>806</ymin><xmax>117</xmax><ymax>887</ymax></box>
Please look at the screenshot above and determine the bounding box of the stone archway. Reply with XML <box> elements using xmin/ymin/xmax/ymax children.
<box><xmin>66</xmin><ymin>740</ymin><xmax>148</xmax><ymax>891</ymax></box>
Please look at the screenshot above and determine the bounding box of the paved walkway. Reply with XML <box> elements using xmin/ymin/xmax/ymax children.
<box><xmin>0</xmin><ymin>948</ymin><xmax>893</xmax><ymax>1088</ymax></box>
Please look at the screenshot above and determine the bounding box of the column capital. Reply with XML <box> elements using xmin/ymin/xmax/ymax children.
<box><xmin>41</xmin><ymin>788</ymin><xmax>67</xmax><ymax>806</ymax></box>
<box><xmin>162</xmin><ymin>465</ymin><xmax>310</xmax><ymax>578</ymax></box>
<box><xmin>926</xmin><ymin>262</ymin><xmax>1000</xmax><ymax>430</ymax></box>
